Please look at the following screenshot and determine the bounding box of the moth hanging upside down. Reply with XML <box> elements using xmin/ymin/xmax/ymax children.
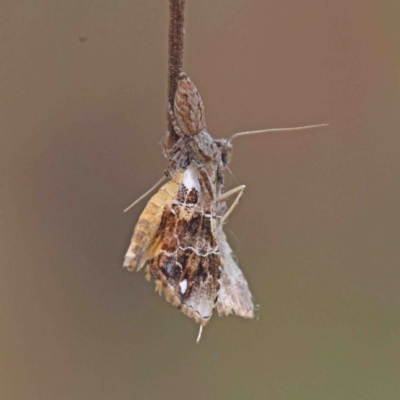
<box><xmin>124</xmin><ymin>73</ymin><xmax>254</xmax><ymax>332</ymax></box>
<box><xmin>123</xmin><ymin>73</ymin><xmax>326</xmax><ymax>340</ymax></box>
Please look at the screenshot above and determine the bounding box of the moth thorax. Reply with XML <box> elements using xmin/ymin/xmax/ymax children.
<box><xmin>174</xmin><ymin>76</ymin><xmax>207</xmax><ymax>136</ymax></box>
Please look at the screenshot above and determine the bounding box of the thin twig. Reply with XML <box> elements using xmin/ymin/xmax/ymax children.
<box><xmin>166</xmin><ymin>0</ymin><xmax>186</xmax><ymax>150</ymax></box>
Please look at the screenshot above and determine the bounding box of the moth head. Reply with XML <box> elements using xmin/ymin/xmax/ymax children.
<box><xmin>215</xmin><ymin>138</ymin><xmax>233</xmax><ymax>168</ymax></box>
<box><xmin>174</xmin><ymin>73</ymin><xmax>207</xmax><ymax>136</ymax></box>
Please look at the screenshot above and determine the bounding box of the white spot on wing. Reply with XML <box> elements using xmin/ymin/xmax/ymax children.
<box><xmin>182</xmin><ymin>166</ymin><xmax>200</xmax><ymax>192</ymax></box>
<box><xmin>179</xmin><ymin>279</ymin><xmax>188</xmax><ymax>294</ymax></box>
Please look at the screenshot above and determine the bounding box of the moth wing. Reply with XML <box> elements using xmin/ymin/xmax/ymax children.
<box><xmin>216</xmin><ymin>230</ymin><xmax>255</xmax><ymax>319</ymax></box>
<box><xmin>123</xmin><ymin>177</ymin><xmax>181</xmax><ymax>271</ymax></box>
<box><xmin>149</xmin><ymin>246</ymin><xmax>220</xmax><ymax>326</ymax></box>
<box><xmin>147</xmin><ymin>166</ymin><xmax>220</xmax><ymax>325</ymax></box>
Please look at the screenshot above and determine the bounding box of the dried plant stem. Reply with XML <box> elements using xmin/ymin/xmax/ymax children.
<box><xmin>167</xmin><ymin>0</ymin><xmax>186</xmax><ymax>149</ymax></box>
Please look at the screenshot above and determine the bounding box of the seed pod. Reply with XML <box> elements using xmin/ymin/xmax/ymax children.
<box><xmin>174</xmin><ymin>74</ymin><xmax>207</xmax><ymax>136</ymax></box>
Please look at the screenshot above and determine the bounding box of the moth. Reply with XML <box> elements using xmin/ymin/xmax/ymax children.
<box><xmin>123</xmin><ymin>73</ymin><xmax>326</xmax><ymax>341</ymax></box>
<box><xmin>124</xmin><ymin>73</ymin><xmax>255</xmax><ymax>339</ymax></box>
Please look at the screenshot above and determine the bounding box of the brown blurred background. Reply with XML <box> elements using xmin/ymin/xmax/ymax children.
<box><xmin>1</xmin><ymin>1</ymin><xmax>400</xmax><ymax>399</ymax></box>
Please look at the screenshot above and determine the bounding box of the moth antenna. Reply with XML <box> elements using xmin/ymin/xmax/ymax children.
<box><xmin>230</xmin><ymin>123</ymin><xmax>329</xmax><ymax>142</ymax></box>
<box><xmin>124</xmin><ymin>176</ymin><xmax>167</xmax><ymax>213</ymax></box>
<box><xmin>196</xmin><ymin>325</ymin><xmax>204</xmax><ymax>344</ymax></box>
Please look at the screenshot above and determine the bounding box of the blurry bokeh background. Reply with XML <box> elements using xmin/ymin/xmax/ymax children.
<box><xmin>2</xmin><ymin>1</ymin><xmax>400</xmax><ymax>399</ymax></box>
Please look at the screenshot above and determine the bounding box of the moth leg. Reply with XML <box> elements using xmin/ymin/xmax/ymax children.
<box><xmin>168</xmin><ymin>101</ymin><xmax>184</xmax><ymax>137</ymax></box>
<box><xmin>196</xmin><ymin>325</ymin><xmax>204</xmax><ymax>344</ymax></box>
<box><xmin>124</xmin><ymin>176</ymin><xmax>167</xmax><ymax>213</ymax></box>
<box><xmin>216</xmin><ymin>185</ymin><xmax>246</xmax><ymax>226</ymax></box>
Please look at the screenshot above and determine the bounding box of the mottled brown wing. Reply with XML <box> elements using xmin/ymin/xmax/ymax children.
<box><xmin>124</xmin><ymin>166</ymin><xmax>220</xmax><ymax>326</ymax></box>
<box><xmin>216</xmin><ymin>230</ymin><xmax>255</xmax><ymax>319</ymax></box>
<box><xmin>146</xmin><ymin>166</ymin><xmax>220</xmax><ymax>325</ymax></box>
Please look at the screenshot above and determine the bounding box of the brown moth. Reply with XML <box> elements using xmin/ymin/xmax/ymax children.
<box><xmin>123</xmin><ymin>73</ymin><xmax>254</xmax><ymax>333</ymax></box>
